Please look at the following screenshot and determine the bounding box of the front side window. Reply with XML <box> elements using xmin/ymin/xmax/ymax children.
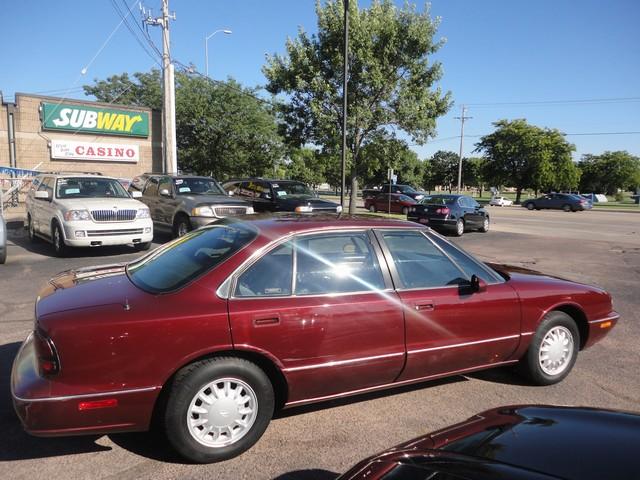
<box><xmin>398</xmin><ymin>185</ymin><xmax>417</xmax><ymax>194</ymax></box>
<box><xmin>56</xmin><ymin>177</ymin><xmax>129</xmax><ymax>199</ymax></box>
<box><xmin>159</xmin><ymin>177</ymin><xmax>173</xmax><ymax>195</ymax></box>
<box><xmin>428</xmin><ymin>233</ymin><xmax>503</xmax><ymax>284</ymax></box>
<box><xmin>381</xmin><ymin>230</ymin><xmax>467</xmax><ymax>289</ymax></box>
<box><xmin>127</xmin><ymin>222</ymin><xmax>258</xmax><ymax>294</ymax></box>
<box><xmin>144</xmin><ymin>177</ymin><xmax>159</xmax><ymax>196</ymax></box>
<box><xmin>235</xmin><ymin>242</ymin><xmax>293</xmax><ymax>297</ymax></box>
<box><xmin>294</xmin><ymin>232</ymin><xmax>385</xmax><ymax>295</ymax></box>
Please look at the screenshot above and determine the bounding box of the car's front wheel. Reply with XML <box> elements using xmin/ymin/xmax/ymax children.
<box><xmin>518</xmin><ymin>311</ymin><xmax>579</xmax><ymax>385</ymax></box>
<box><xmin>52</xmin><ymin>222</ymin><xmax>67</xmax><ymax>257</ymax></box>
<box><xmin>480</xmin><ymin>216</ymin><xmax>490</xmax><ymax>232</ymax></box>
<box><xmin>173</xmin><ymin>215</ymin><xmax>192</xmax><ymax>238</ymax></box>
<box><xmin>368</xmin><ymin>204</ymin><xmax>376</xmax><ymax>213</ymax></box>
<box><xmin>27</xmin><ymin>214</ymin><xmax>39</xmax><ymax>243</ymax></box>
<box><xmin>164</xmin><ymin>357</ymin><xmax>275</xmax><ymax>463</ymax></box>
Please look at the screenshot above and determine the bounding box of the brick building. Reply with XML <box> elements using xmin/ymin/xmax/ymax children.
<box><xmin>0</xmin><ymin>92</ymin><xmax>162</xmax><ymax>179</ymax></box>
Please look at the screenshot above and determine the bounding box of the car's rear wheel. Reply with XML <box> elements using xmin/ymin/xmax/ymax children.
<box><xmin>164</xmin><ymin>357</ymin><xmax>275</xmax><ymax>463</ymax></box>
<box><xmin>52</xmin><ymin>222</ymin><xmax>67</xmax><ymax>257</ymax></box>
<box><xmin>519</xmin><ymin>311</ymin><xmax>579</xmax><ymax>385</ymax></box>
<box><xmin>480</xmin><ymin>216</ymin><xmax>490</xmax><ymax>233</ymax></box>
<box><xmin>526</xmin><ymin>202</ymin><xmax>535</xmax><ymax>210</ymax></box>
<box><xmin>173</xmin><ymin>215</ymin><xmax>192</xmax><ymax>238</ymax></box>
<box><xmin>27</xmin><ymin>214</ymin><xmax>39</xmax><ymax>243</ymax></box>
<box><xmin>454</xmin><ymin>218</ymin><xmax>465</xmax><ymax>236</ymax></box>
<box><xmin>368</xmin><ymin>204</ymin><xmax>376</xmax><ymax>213</ymax></box>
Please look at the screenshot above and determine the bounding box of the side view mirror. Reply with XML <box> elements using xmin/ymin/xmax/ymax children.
<box><xmin>159</xmin><ymin>188</ymin><xmax>172</xmax><ymax>198</ymax></box>
<box><xmin>131</xmin><ymin>191</ymin><xmax>142</xmax><ymax>198</ymax></box>
<box><xmin>34</xmin><ymin>191</ymin><xmax>50</xmax><ymax>200</ymax></box>
<box><xmin>470</xmin><ymin>274</ymin><xmax>487</xmax><ymax>293</ymax></box>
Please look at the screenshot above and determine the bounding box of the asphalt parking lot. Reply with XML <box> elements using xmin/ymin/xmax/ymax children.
<box><xmin>1</xmin><ymin>206</ymin><xmax>639</xmax><ymax>480</ymax></box>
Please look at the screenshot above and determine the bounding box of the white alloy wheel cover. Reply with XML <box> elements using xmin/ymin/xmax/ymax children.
<box><xmin>187</xmin><ymin>377</ymin><xmax>258</xmax><ymax>448</ymax></box>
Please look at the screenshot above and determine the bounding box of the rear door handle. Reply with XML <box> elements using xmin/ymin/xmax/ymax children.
<box><xmin>415</xmin><ymin>302</ymin><xmax>435</xmax><ymax>312</ymax></box>
<box><xmin>253</xmin><ymin>316</ymin><xmax>280</xmax><ymax>326</ymax></box>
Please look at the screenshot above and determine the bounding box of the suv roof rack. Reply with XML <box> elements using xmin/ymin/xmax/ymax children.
<box><xmin>41</xmin><ymin>171</ymin><xmax>104</xmax><ymax>176</ymax></box>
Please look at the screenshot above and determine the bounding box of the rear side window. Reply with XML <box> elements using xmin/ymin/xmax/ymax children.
<box><xmin>235</xmin><ymin>243</ymin><xmax>293</xmax><ymax>297</ymax></box>
<box><xmin>294</xmin><ymin>232</ymin><xmax>385</xmax><ymax>295</ymax></box>
<box><xmin>381</xmin><ymin>231</ymin><xmax>466</xmax><ymax>289</ymax></box>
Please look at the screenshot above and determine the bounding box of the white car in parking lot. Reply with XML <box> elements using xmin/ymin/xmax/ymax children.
<box><xmin>26</xmin><ymin>173</ymin><xmax>153</xmax><ymax>256</ymax></box>
<box><xmin>489</xmin><ymin>196</ymin><xmax>513</xmax><ymax>207</ymax></box>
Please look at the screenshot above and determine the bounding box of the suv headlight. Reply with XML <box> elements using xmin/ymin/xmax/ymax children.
<box><xmin>295</xmin><ymin>205</ymin><xmax>313</xmax><ymax>213</ymax></box>
<box><xmin>246</xmin><ymin>207</ymin><xmax>255</xmax><ymax>214</ymax></box>
<box><xmin>63</xmin><ymin>210</ymin><xmax>90</xmax><ymax>221</ymax></box>
<box><xmin>136</xmin><ymin>208</ymin><xmax>151</xmax><ymax>219</ymax></box>
<box><xmin>336</xmin><ymin>205</ymin><xmax>343</xmax><ymax>213</ymax></box>
<box><xmin>192</xmin><ymin>206</ymin><xmax>215</xmax><ymax>217</ymax></box>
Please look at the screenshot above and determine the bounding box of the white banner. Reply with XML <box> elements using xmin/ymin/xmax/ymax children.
<box><xmin>51</xmin><ymin>140</ymin><xmax>139</xmax><ymax>163</ymax></box>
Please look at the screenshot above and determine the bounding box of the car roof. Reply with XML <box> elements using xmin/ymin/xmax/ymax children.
<box><xmin>225</xmin><ymin>213</ymin><xmax>421</xmax><ymax>237</ymax></box>
<box><xmin>38</xmin><ymin>173</ymin><xmax>115</xmax><ymax>180</ymax></box>
<box><xmin>224</xmin><ymin>178</ymin><xmax>305</xmax><ymax>184</ymax></box>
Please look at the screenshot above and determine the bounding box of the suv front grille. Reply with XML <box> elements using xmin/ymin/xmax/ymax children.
<box><xmin>86</xmin><ymin>228</ymin><xmax>144</xmax><ymax>237</ymax></box>
<box><xmin>91</xmin><ymin>209</ymin><xmax>137</xmax><ymax>222</ymax></box>
<box><xmin>213</xmin><ymin>207</ymin><xmax>249</xmax><ymax>217</ymax></box>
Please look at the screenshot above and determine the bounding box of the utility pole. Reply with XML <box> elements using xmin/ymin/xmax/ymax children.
<box><xmin>340</xmin><ymin>0</ymin><xmax>349</xmax><ymax>211</ymax></box>
<box><xmin>144</xmin><ymin>0</ymin><xmax>177</xmax><ymax>174</ymax></box>
<box><xmin>454</xmin><ymin>105</ymin><xmax>472</xmax><ymax>193</ymax></box>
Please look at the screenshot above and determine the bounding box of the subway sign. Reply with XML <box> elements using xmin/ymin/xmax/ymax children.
<box><xmin>42</xmin><ymin>102</ymin><xmax>149</xmax><ymax>137</ymax></box>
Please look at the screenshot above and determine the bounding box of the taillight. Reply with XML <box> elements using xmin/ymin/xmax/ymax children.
<box><xmin>436</xmin><ymin>207</ymin><xmax>450</xmax><ymax>215</ymax></box>
<box><xmin>33</xmin><ymin>329</ymin><xmax>60</xmax><ymax>376</ymax></box>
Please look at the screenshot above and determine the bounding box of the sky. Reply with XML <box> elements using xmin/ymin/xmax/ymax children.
<box><xmin>1</xmin><ymin>0</ymin><xmax>638</xmax><ymax>161</ymax></box>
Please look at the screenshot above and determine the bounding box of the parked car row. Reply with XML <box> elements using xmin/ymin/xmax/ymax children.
<box><xmin>523</xmin><ymin>193</ymin><xmax>592</xmax><ymax>211</ymax></box>
<box><xmin>11</xmin><ymin>213</ymin><xmax>619</xmax><ymax>464</ymax></box>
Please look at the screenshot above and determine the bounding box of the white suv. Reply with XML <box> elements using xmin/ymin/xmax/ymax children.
<box><xmin>26</xmin><ymin>173</ymin><xmax>153</xmax><ymax>256</ymax></box>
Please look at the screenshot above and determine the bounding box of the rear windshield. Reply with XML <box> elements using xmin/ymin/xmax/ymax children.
<box><xmin>420</xmin><ymin>195</ymin><xmax>456</xmax><ymax>205</ymax></box>
<box><xmin>56</xmin><ymin>177</ymin><xmax>129</xmax><ymax>199</ymax></box>
<box><xmin>126</xmin><ymin>222</ymin><xmax>258</xmax><ymax>293</ymax></box>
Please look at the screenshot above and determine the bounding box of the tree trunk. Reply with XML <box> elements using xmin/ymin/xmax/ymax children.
<box><xmin>515</xmin><ymin>187</ymin><xmax>523</xmax><ymax>204</ymax></box>
<box><xmin>349</xmin><ymin>176</ymin><xmax>358</xmax><ymax>214</ymax></box>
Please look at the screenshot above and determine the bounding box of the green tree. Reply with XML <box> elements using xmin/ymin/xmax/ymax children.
<box><xmin>84</xmin><ymin>71</ymin><xmax>283</xmax><ymax>179</ymax></box>
<box><xmin>462</xmin><ymin>157</ymin><xmax>487</xmax><ymax>196</ymax></box>
<box><xmin>429</xmin><ymin>150</ymin><xmax>459</xmax><ymax>193</ymax></box>
<box><xmin>475</xmin><ymin>119</ymin><xmax>577</xmax><ymax>203</ymax></box>
<box><xmin>359</xmin><ymin>136</ymin><xmax>423</xmax><ymax>187</ymax></box>
<box><xmin>284</xmin><ymin>147</ymin><xmax>327</xmax><ymax>187</ymax></box>
<box><xmin>579</xmin><ymin>151</ymin><xmax>640</xmax><ymax>195</ymax></box>
<box><xmin>263</xmin><ymin>0</ymin><xmax>451</xmax><ymax>212</ymax></box>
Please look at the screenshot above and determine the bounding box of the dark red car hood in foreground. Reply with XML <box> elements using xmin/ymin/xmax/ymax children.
<box><xmin>339</xmin><ymin>405</ymin><xmax>640</xmax><ymax>480</ymax></box>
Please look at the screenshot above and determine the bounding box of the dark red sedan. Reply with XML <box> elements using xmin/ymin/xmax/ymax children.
<box><xmin>364</xmin><ymin>193</ymin><xmax>417</xmax><ymax>214</ymax></box>
<box><xmin>11</xmin><ymin>215</ymin><xmax>618</xmax><ymax>463</ymax></box>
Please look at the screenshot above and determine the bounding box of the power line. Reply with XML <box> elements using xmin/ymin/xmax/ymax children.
<box><xmin>108</xmin><ymin>0</ymin><xmax>161</xmax><ymax>65</ymax></box>
<box><xmin>465</xmin><ymin>96</ymin><xmax>640</xmax><ymax>107</ymax></box>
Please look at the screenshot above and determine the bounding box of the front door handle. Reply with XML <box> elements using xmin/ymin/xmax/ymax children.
<box><xmin>415</xmin><ymin>302</ymin><xmax>435</xmax><ymax>312</ymax></box>
<box><xmin>253</xmin><ymin>316</ymin><xmax>280</xmax><ymax>326</ymax></box>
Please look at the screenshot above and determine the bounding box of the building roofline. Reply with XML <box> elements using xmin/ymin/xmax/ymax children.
<box><xmin>12</xmin><ymin>92</ymin><xmax>159</xmax><ymax>114</ymax></box>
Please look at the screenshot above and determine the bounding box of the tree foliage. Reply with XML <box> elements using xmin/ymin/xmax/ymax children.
<box><xmin>283</xmin><ymin>147</ymin><xmax>327</xmax><ymax>187</ymax></box>
<box><xmin>428</xmin><ymin>150</ymin><xmax>459</xmax><ymax>193</ymax></box>
<box><xmin>359</xmin><ymin>136</ymin><xmax>423</xmax><ymax>187</ymax></box>
<box><xmin>475</xmin><ymin>119</ymin><xmax>579</xmax><ymax>203</ymax></box>
<box><xmin>578</xmin><ymin>151</ymin><xmax>640</xmax><ymax>195</ymax></box>
<box><xmin>263</xmin><ymin>0</ymin><xmax>451</xmax><ymax>211</ymax></box>
<box><xmin>84</xmin><ymin>70</ymin><xmax>283</xmax><ymax>180</ymax></box>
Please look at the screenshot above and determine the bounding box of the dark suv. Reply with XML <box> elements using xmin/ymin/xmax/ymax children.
<box><xmin>363</xmin><ymin>184</ymin><xmax>427</xmax><ymax>201</ymax></box>
<box><xmin>222</xmin><ymin>178</ymin><xmax>342</xmax><ymax>213</ymax></box>
<box><xmin>522</xmin><ymin>193</ymin><xmax>592</xmax><ymax>212</ymax></box>
<box><xmin>134</xmin><ymin>175</ymin><xmax>254</xmax><ymax>237</ymax></box>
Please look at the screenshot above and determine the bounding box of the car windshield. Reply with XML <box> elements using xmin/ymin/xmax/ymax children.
<box><xmin>174</xmin><ymin>177</ymin><xmax>226</xmax><ymax>195</ymax></box>
<box><xmin>398</xmin><ymin>185</ymin><xmax>417</xmax><ymax>194</ymax></box>
<box><xmin>56</xmin><ymin>177</ymin><xmax>130</xmax><ymax>199</ymax></box>
<box><xmin>126</xmin><ymin>221</ymin><xmax>258</xmax><ymax>294</ymax></box>
<box><xmin>420</xmin><ymin>195</ymin><xmax>456</xmax><ymax>205</ymax></box>
<box><xmin>272</xmin><ymin>182</ymin><xmax>313</xmax><ymax>198</ymax></box>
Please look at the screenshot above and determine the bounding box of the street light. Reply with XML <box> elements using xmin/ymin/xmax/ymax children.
<box><xmin>205</xmin><ymin>29</ymin><xmax>232</xmax><ymax>78</ymax></box>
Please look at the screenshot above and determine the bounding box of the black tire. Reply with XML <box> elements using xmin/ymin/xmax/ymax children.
<box><xmin>454</xmin><ymin>218</ymin><xmax>465</xmax><ymax>237</ymax></box>
<box><xmin>27</xmin><ymin>214</ymin><xmax>39</xmax><ymax>243</ymax></box>
<box><xmin>562</xmin><ymin>204</ymin><xmax>572</xmax><ymax>212</ymax></box>
<box><xmin>173</xmin><ymin>215</ymin><xmax>192</xmax><ymax>238</ymax></box>
<box><xmin>526</xmin><ymin>202</ymin><xmax>535</xmax><ymax>210</ymax></box>
<box><xmin>368</xmin><ymin>204</ymin><xmax>376</xmax><ymax>213</ymax></box>
<box><xmin>164</xmin><ymin>357</ymin><xmax>275</xmax><ymax>463</ymax></box>
<box><xmin>401</xmin><ymin>206</ymin><xmax>409</xmax><ymax>215</ymax></box>
<box><xmin>134</xmin><ymin>242</ymin><xmax>151</xmax><ymax>252</ymax></box>
<box><xmin>518</xmin><ymin>311</ymin><xmax>580</xmax><ymax>386</ymax></box>
<box><xmin>51</xmin><ymin>222</ymin><xmax>67</xmax><ymax>257</ymax></box>
<box><xmin>480</xmin><ymin>216</ymin><xmax>490</xmax><ymax>233</ymax></box>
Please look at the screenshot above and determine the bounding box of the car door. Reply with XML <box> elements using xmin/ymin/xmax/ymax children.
<box><xmin>142</xmin><ymin>177</ymin><xmax>162</xmax><ymax>225</ymax></box>
<box><xmin>467</xmin><ymin>197</ymin><xmax>485</xmax><ymax>227</ymax></box>
<box><xmin>227</xmin><ymin>230</ymin><xmax>406</xmax><ymax>404</ymax></box>
<box><xmin>157</xmin><ymin>176</ymin><xmax>178</xmax><ymax>225</ymax></box>
<box><xmin>376</xmin><ymin>229</ymin><xmax>521</xmax><ymax>381</ymax></box>
<box><xmin>36</xmin><ymin>177</ymin><xmax>55</xmax><ymax>237</ymax></box>
<box><xmin>251</xmin><ymin>181</ymin><xmax>275</xmax><ymax>212</ymax></box>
